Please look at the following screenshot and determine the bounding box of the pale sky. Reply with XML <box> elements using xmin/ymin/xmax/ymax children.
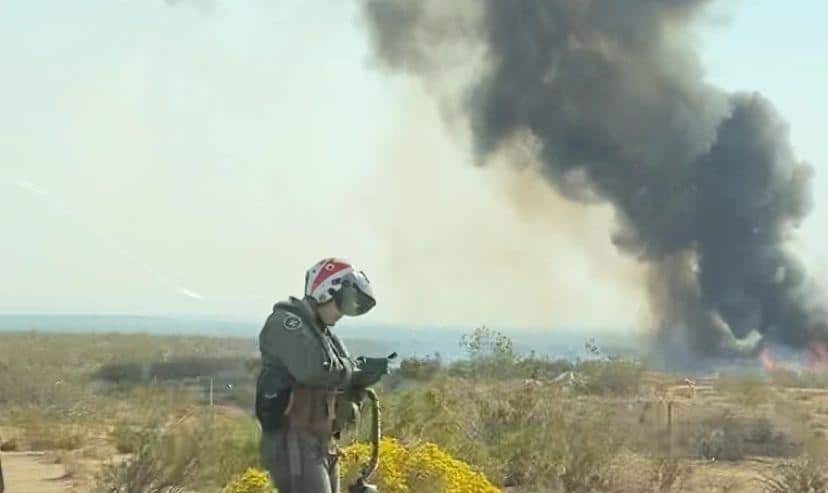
<box><xmin>1</xmin><ymin>1</ymin><xmax>826</xmax><ymax>331</ymax></box>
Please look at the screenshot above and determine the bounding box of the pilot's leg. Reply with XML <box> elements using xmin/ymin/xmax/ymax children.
<box><xmin>261</xmin><ymin>428</ymin><xmax>333</xmax><ymax>493</ymax></box>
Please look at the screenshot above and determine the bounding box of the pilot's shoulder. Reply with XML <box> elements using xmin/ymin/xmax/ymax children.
<box><xmin>265</xmin><ymin>298</ymin><xmax>313</xmax><ymax>336</ymax></box>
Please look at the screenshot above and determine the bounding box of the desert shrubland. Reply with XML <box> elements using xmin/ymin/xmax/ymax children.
<box><xmin>3</xmin><ymin>329</ymin><xmax>828</xmax><ymax>492</ymax></box>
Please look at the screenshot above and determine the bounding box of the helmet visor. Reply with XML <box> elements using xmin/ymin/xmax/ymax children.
<box><xmin>334</xmin><ymin>282</ymin><xmax>376</xmax><ymax>316</ymax></box>
<box><xmin>334</xmin><ymin>276</ymin><xmax>377</xmax><ymax>317</ymax></box>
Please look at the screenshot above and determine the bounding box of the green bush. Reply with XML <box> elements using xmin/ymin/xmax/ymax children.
<box><xmin>374</xmin><ymin>328</ymin><xmax>650</xmax><ymax>489</ymax></box>
<box><xmin>93</xmin><ymin>356</ymin><xmax>249</xmax><ymax>385</ymax></box>
<box><xmin>689</xmin><ymin>411</ymin><xmax>797</xmax><ymax>461</ymax></box>
<box><xmin>381</xmin><ymin>378</ymin><xmax>621</xmax><ymax>490</ymax></box>
<box><xmin>575</xmin><ymin>359</ymin><xmax>644</xmax><ymax>397</ymax></box>
<box><xmin>446</xmin><ymin>326</ymin><xmax>571</xmax><ymax>381</ymax></box>
<box><xmin>97</xmin><ymin>410</ymin><xmax>261</xmax><ymax>492</ymax></box>
<box><xmin>111</xmin><ymin>422</ymin><xmax>156</xmax><ymax>454</ymax></box>
<box><xmin>398</xmin><ymin>354</ymin><xmax>443</xmax><ymax>381</ymax></box>
<box><xmin>0</xmin><ymin>438</ymin><xmax>18</xmax><ymax>452</ymax></box>
<box><xmin>715</xmin><ymin>373</ymin><xmax>773</xmax><ymax>406</ymax></box>
<box><xmin>516</xmin><ymin>354</ymin><xmax>573</xmax><ymax>380</ymax></box>
<box><xmin>95</xmin><ymin>427</ymin><xmax>195</xmax><ymax>493</ymax></box>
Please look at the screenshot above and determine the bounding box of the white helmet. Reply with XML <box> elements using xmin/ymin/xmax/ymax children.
<box><xmin>304</xmin><ymin>258</ymin><xmax>376</xmax><ymax>316</ymax></box>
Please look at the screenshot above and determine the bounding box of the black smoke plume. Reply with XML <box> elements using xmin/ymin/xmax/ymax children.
<box><xmin>361</xmin><ymin>1</ymin><xmax>826</xmax><ymax>358</ymax></box>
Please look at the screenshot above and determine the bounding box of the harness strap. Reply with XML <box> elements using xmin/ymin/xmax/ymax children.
<box><xmin>283</xmin><ymin>390</ymin><xmax>295</xmax><ymax>416</ymax></box>
<box><xmin>284</xmin><ymin>386</ymin><xmax>338</xmax><ymax>434</ymax></box>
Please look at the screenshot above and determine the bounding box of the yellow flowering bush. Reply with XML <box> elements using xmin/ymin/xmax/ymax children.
<box><xmin>340</xmin><ymin>438</ymin><xmax>501</xmax><ymax>493</ymax></box>
<box><xmin>222</xmin><ymin>467</ymin><xmax>272</xmax><ymax>493</ymax></box>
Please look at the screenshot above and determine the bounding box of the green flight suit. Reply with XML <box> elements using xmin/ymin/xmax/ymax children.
<box><xmin>257</xmin><ymin>296</ymin><xmax>355</xmax><ymax>493</ymax></box>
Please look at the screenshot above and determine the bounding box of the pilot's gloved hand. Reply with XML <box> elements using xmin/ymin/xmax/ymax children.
<box><xmin>351</xmin><ymin>356</ymin><xmax>391</xmax><ymax>388</ymax></box>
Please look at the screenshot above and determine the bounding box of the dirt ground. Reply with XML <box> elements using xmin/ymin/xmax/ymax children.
<box><xmin>1</xmin><ymin>452</ymin><xmax>70</xmax><ymax>493</ymax></box>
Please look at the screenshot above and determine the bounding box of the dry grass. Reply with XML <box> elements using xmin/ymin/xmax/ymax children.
<box><xmin>715</xmin><ymin>373</ymin><xmax>774</xmax><ymax>407</ymax></box>
<box><xmin>0</xmin><ymin>332</ymin><xmax>260</xmax><ymax>492</ymax></box>
<box><xmin>5</xmin><ymin>331</ymin><xmax>828</xmax><ymax>493</ymax></box>
<box><xmin>760</xmin><ymin>456</ymin><xmax>828</xmax><ymax>493</ymax></box>
<box><xmin>380</xmin><ymin>376</ymin><xmax>639</xmax><ymax>491</ymax></box>
<box><xmin>94</xmin><ymin>409</ymin><xmax>260</xmax><ymax>492</ymax></box>
<box><xmin>768</xmin><ymin>368</ymin><xmax>828</xmax><ymax>389</ymax></box>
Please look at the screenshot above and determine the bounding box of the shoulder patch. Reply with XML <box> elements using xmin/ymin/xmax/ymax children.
<box><xmin>282</xmin><ymin>314</ymin><xmax>303</xmax><ymax>331</ymax></box>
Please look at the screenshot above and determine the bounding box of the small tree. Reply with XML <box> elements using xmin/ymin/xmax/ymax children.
<box><xmin>460</xmin><ymin>326</ymin><xmax>516</xmax><ymax>361</ymax></box>
<box><xmin>457</xmin><ymin>326</ymin><xmax>520</xmax><ymax>379</ymax></box>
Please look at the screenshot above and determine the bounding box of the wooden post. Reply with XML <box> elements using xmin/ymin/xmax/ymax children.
<box><xmin>666</xmin><ymin>401</ymin><xmax>674</xmax><ymax>458</ymax></box>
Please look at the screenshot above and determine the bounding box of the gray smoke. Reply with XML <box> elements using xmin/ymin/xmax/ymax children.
<box><xmin>361</xmin><ymin>0</ymin><xmax>827</xmax><ymax>358</ymax></box>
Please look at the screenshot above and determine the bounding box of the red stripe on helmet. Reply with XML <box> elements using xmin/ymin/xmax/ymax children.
<box><xmin>310</xmin><ymin>260</ymin><xmax>350</xmax><ymax>292</ymax></box>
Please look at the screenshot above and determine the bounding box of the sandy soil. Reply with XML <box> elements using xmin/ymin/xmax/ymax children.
<box><xmin>1</xmin><ymin>452</ymin><xmax>71</xmax><ymax>493</ymax></box>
